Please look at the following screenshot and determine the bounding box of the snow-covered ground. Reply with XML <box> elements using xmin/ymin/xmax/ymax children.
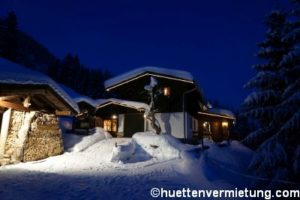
<box><xmin>0</xmin><ymin>130</ymin><xmax>257</xmax><ymax>200</ymax></box>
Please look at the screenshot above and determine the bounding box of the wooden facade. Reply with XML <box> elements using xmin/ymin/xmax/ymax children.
<box><xmin>101</xmin><ymin>69</ymin><xmax>236</xmax><ymax>141</ymax></box>
<box><xmin>196</xmin><ymin>112</ymin><xmax>235</xmax><ymax>142</ymax></box>
<box><xmin>95</xmin><ymin>102</ymin><xmax>145</xmax><ymax>137</ymax></box>
<box><xmin>106</xmin><ymin>72</ymin><xmax>205</xmax><ymax>114</ymax></box>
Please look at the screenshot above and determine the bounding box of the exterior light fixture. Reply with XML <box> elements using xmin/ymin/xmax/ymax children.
<box><xmin>112</xmin><ymin>115</ymin><xmax>117</xmax><ymax>119</ymax></box>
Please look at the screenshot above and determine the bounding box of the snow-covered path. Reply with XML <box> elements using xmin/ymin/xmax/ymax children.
<box><xmin>0</xmin><ymin>133</ymin><xmax>257</xmax><ymax>200</ymax></box>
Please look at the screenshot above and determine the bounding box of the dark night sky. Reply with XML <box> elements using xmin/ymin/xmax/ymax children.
<box><xmin>0</xmin><ymin>0</ymin><xmax>288</xmax><ymax>109</ymax></box>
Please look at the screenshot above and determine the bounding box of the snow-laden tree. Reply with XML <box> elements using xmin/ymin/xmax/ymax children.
<box><xmin>257</xmin><ymin>0</ymin><xmax>300</xmax><ymax>181</ymax></box>
<box><xmin>144</xmin><ymin>76</ymin><xmax>161</xmax><ymax>134</ymax></box>
<box><xmin>242</xmin><ymin>10</ymin><xmax>290</xmax><ymax>148</ymax></box>
<box><xmin>243</xmin><ymin>1</ymin><xmax>300</xmax><ymax>183</ymax></box>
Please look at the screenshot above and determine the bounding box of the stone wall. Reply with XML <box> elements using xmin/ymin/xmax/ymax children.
<box><xmin>3</xmin><ymin>110</ymin><xmax>64</xmax><ymax>163</ymax></box>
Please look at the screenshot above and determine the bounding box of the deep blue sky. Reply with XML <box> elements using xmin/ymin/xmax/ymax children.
<box><xmin>0</xmin><ymin>0</ymin><xmax>288</xmax><ymax>108</ymax></box>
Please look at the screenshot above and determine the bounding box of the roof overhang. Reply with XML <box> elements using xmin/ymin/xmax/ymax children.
<box><xmin>198</xmin><ymin>111</ymin><xmax>236</xmax><ymax>120</ymax></box>
<box><xmin>97</xmin><ymin>102</ymin><xmax>144</xmax><ymax>111</ymax></box>
<box><xmin>96</xmin><ymin>98</ymin><xmax>149</xmax><ymax>111</ymax></box>
<box><xmin>0</xmin><ymin>84</ymin><xmax>78</xmax><ymax>115</ymax></box>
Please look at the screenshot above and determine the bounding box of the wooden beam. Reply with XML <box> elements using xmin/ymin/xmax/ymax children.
<box><xmin>0</xmin><ymin>89</ymin><xmax>46</xmax><ymax>96</ymax></box>
<box><xmin>0</xmin><ymin>95</ymin><xmax>20</xmax><ymax>101</ymax></box>
<box><xmin>0</xmin><ymin>84</ymin><xmax>77</xmax><ymax>114</ymax></box>
<box><xmin>0</xmin><ymin>100</ymin><xmax>31</xmax><ymax>112</ymax></box>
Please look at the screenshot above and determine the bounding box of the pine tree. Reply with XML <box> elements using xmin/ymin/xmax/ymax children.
<box><xmin>263</xmin><ymin>0</ymin><xmax>300</xmax><ymax>182</ymax></box>
<box><xmin>242</xmin><ymin>11</ymin><xmax>290</xmax><ymax>149</ymax></box>
<box><xmin>243</xmin><ymin>1</ymin><xmax>300</xmax><ymax>184</ymax></box>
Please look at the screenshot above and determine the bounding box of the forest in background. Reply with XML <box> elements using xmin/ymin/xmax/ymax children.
<box><xmin>0</xmin><ymin>11</ymin><xmax>112</xmax><ymax>98</ymax></box>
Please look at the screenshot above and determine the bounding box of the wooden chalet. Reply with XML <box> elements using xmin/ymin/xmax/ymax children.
<box><xmin>96</xmin><ymin>67</ymin><xmax>235</xmax><ymax>141</ymax></box>
<box><xmin>0</xmin><ymin>58</ymin><xmax>79</xmax><ymax>165</ymax></box>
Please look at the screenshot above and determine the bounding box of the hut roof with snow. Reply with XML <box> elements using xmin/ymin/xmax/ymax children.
<box><xmin>0</xmin><ymin>58</ymin><xmax>79</xmax><ymax>115</ymax></box>
<box><xmin>96</xmin><ymin>98</ymin><xmax>149</xmax><ymax>111</ymax></box>
<box><xmin>105</xmin><ymin>66</ymin><xmax>194</xmax><ymax>91</ymax></box>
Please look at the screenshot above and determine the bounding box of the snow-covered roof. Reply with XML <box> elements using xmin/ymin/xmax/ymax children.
<box><xmin>207</xmin><ymin>108</ymin><xmax>235</xmax><ymax>119</ymax></box>
<box><xmin>74</xmin><ymin>97</ymin><xmax>107</xmax><ymax>108</ymax></box>
<box><xmin>105</xmin><ymin>66</ymin><xmax>194</xmax><ymax>90</ymax></box>
<box><xmin>96</xmin><ymin>98</ymin><xmax>150</xmax><ymax>111</ymax></box>
<box><xmin>59</xmin><ymin>84</ymin><xmax>101</xmax><ymax>108</ymax></box>
<box><xmin>0</xmin><ymin>58</ymin><xmax>80</xmax><ymax>113</ymax></box>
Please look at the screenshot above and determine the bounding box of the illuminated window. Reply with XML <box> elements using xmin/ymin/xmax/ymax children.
<box><xmin>103</xmin><ymin>120</ymin><xmax>111</xmax><ymax>131</ymax></box>
<box><xmin>163</xmin><ymin>87</ymin><xmax>171</xmax><ymax>96</ymax></box>
<box><xmin>103</xmin><ymin>119</ymin><xmax>117</xmax><ymax>132</ymax></box>
<box><xmin>222</xmin><ymin>121</ymin><xmax>228</xmax><ymax>128</ymax></box>
<box><xmin>221</xmin><ymin>121</ymin><xmax>229</xmax><ymax>137</ymax></box>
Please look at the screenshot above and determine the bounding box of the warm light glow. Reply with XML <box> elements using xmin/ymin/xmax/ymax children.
<box><xmin>104</xmin><ymin>120</ymin><xmax>112</xmax><ymax>131</ymax></box>
<box><xmin>222</xmin><ymin>121</ymin><xmax>228</xmax><ymax>128</ymax></box>
<box><xmin>112</xmin><ymin>115</ymin><xmax>117</xmax><ymax>119</ymax></box>
<box><xmin>163</xmin><ymin>87</ymin><xmax>171</xmax><ymax>96</ymax></box>
<box><xmin>143</xmin><ymin>114</ymin><xmax>147</xmax><ymax>118</ymax></box>
<box><xmin>103</xmin><ymin>119</ymin><xmax>117</xmax><ymax>132</ymax></box>
<box><xmin>203</xmin><ymin>122</ymin><xmax>208</xmax><ymax>127</ymax></box>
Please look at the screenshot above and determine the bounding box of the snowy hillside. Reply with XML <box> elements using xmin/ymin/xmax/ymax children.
<box><xmin>0</xmin><ymin>130</ymin><xmax>264</xmax><ymax>200</ymax></box>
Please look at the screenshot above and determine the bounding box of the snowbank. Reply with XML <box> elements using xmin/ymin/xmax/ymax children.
<box><xmin>110</xmin><ymin>140</ymin><xmax>135</xmax><ymax>163</ymax></box>
<box><xmin>63</xmin><ymin>128</ymin><xmax>112</xmax><ymax>152</ymax></box>
<box><xmin>205</xmin><ymin>140</ymin><xmax>254</xmax><ymax>170</ymax></box>
<box><xmin>132</xmin><ymin>132</ymin><xmax>181</xmax><ymax>161</ymax></box>
<box><xmin>109</xmin><ymin>132</ymin><xmax>183</xmax><ymax>163</ymax></box>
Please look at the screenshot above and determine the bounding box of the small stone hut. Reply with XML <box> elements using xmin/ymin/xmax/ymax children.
<box><xmin>0</xmin><ymin>59</ymin><xmax>79</xmax><ymax>165</ymax></box>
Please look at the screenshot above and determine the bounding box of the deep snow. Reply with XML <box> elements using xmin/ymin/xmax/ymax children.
<box><xmin>0</xmin><ymin>130</ymin><xmax>259</xmax><ymax>200</ymax></box>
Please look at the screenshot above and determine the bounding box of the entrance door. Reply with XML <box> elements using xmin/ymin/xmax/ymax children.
<box><xmin>124</xmin><ymin>113</ymin><xmax>144</xmax><ymax>137</ymax></box>
<box><xmin>103</xmin><ymin>119</ymin><xmax>118</xmax><ymax>137</ymax></box>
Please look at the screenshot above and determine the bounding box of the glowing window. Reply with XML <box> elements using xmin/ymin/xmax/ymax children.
<box><xmin>222</xmin><ymin>121</ymin><xmax>229</xmax><ymax>128</ymax></box>
<box><xmin>103</xmin><ymin>119</ymin><xmax>117</xmax><ymax>132</ymax></box>
<box><xmin>103</xmin><ymin>120</ymin><xmax>112</xmax><ymax>131</ymax></box>
<box><xmin>163</xmin><ymin>87</ymin><xmax>171</xmax><ymax>96</ymax></box>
